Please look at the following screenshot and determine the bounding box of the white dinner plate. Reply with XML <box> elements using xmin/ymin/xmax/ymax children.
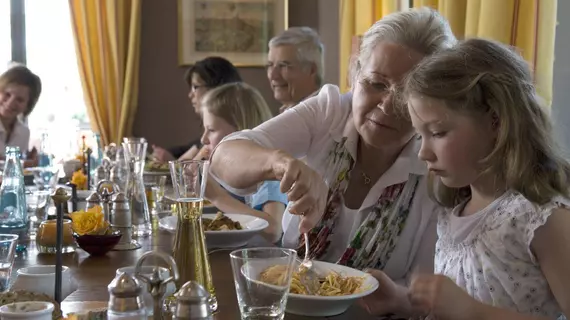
<box><xmin>241</xmin><ymin>259</ymin><xmax>379</xmax><ymax>317</ymax></box>
<box><xmin>159</xmin><ymin>213</ymin><xmax>269</xmax><ymax>248</ymax></box>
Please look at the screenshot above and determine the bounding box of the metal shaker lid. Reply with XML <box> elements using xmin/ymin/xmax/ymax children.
<box><xmin>85</xmin><ymin>192</ymin><xmax>101</xmax><ymax>203</ymax></box>
<box><xmin>175</xmin><ymin>281</ymin><xmax>210</xmax><ymax>303</ymax></box>
<box><xmin>174</xmin><ymin>281</ymin><xmax>212</xmax><ymax>319</ymax></box>
<box><xmin>111</xmin><ymin>192</ymin><xmax>129</xmax><ymax>211</ymax></box>
<box><xmin>111</xmin><ymin>192</ymin><xmax>128</xmax><ymax>203</ymax></box>
<box><xmin>108</xmin><ymin>272</ymin><xmax>143</xmax><ymax>297</ymax></box>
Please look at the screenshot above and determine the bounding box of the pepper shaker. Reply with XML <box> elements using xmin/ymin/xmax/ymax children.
<box><xmin>107</xmin><ymin>272</ymin><xmax>147</xmax><ymax>319</ymax></box>
<box><xmin>173</xmin><ymin>281</ymin><xmax>213</xmax><ymax>320</ymax></box>
<box><xmin>95</xmin><ymin>179</ymin><xmax>117</xmax><ymax>221</ymax></box>
<box><xmin>85</xmin><ymin>192</ymin><xmax>102</xmax><ymax>211</ymax></box>
<box><xmin>110</xmin><ymin>192</ymin><xmax>141</xmax><ymax>251</ymax></box>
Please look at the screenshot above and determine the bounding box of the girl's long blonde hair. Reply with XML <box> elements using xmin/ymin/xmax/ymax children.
<box><xmin>201</xmin><ymin>82</ymin><xmax>273</xmax><ymax>130</ymax></box>
<box><xmin>404</xmin><ymin>38</ymin><xmax>570</xmax><ymax>207</ymax></box>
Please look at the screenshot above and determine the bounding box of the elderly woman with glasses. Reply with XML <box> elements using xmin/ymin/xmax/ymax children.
<box><xmin>210</xmin><ymin>7</ymin><xmax>456</xmax><ymax>304</ymax></box>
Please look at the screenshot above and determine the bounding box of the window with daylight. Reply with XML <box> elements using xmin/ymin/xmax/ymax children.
<box><xmin>0</xmin><ymin>0</ymin><xmax>11</xmax><ymax>68</ymax></box>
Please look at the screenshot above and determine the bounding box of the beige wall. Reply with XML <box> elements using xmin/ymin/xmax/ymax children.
<box><xmin>134</xmin><ymin>0</ymin><xmax>339</xmax><ymax>149</ymax></box>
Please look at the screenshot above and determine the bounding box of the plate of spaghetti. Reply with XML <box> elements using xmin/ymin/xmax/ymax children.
<box><xmin>243</xmin><ymin>259</ymin><xmax>379</xmax><ymax>317</ymax></box>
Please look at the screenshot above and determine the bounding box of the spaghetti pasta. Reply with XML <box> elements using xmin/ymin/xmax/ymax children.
<box><xmin>260</xmin><ymin>265</ymin><xmax>365</xmax><ymax>296</ymax></box>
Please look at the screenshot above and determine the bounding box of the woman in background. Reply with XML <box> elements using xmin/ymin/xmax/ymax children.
<box><xmin>152</xmin><ymin>56</ymin><xmax>243</xmax><ymax>162</ymax></box>
<box><xmin>201</xmin><ymin>82</ymin><xmax>287</xmax><ymax>243</ymax></box>
<box><xmin>0</xmin><ymin>65</ymin><xmax>42</xmax><ymax>166</ymax></box>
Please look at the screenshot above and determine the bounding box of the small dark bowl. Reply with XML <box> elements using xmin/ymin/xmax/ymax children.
<box><xmin>73</xmin><ymin>231</ymin><xmax>122</xmax><ymax>256</ymax></box>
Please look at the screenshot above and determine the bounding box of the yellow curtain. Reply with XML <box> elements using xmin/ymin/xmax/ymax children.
<box><xmin>412</xmin><ymin>0</ymin><xmax>557</xmax><ymax>107</ymax></box>
<box><xmin>69</xmin><ymin>0</ymin><xmax>142</xmax><ymax>145</ymax></box>
<box><xmin>339</xmin><ymin>0</ymin><xmax>401</xmax><ymax>91</ymax></box>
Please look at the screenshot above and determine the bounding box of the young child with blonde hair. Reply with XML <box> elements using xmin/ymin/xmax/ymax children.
<box><xmin>200</xmin><ymin>82</ymin><xmax>287</xmax><ymax>242</ymax></box>
<box><xmin>362</xmin><ymin>38</ymin><xmax>570</xmax><ymax>320</ymax></box>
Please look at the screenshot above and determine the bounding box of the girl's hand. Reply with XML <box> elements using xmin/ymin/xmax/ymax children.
<box><xmin>270</xmin><ymin>151</ymin><xmax>328</xmax><ymax>233</ymax></box>
<box><xmin>409</xmin><ymin>274</ymin><xmax>482</xmax><ymax>320</ymax></box>
<box><xmin>359</xmin><ymin>269</ymin><xmax>407</xmax><ymax>316</ymax></box>
<box><xmin>152</xmin><ymin>145</ymin><xmax>175</xmax><ymax>162</ymax></box>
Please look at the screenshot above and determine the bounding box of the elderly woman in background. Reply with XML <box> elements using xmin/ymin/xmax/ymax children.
<box><xmin>266</xmin><ymin>27</ymin><xmax>324</xmax><ymax>113</ymax></box>
<box><xmin>152</xmin><ymin>56</ymin><xmax>242</xmax><ymax>162</ymax></box>
<box><xmin>210</xmin><ymin>8</ymin><xmax>456</xmax><ymax>313</ymax></box>
<box><xmin>0</xmin><ymin>65</ymin><xmax>42</xmax><ymax>166</ymax></box>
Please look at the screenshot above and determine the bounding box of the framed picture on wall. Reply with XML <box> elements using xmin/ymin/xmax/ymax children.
<box><xmin>178</xmin><ymin>0</ymin><xmax>288</xmax><ymax>66</ymax></box>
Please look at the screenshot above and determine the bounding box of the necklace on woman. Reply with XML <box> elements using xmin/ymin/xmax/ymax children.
<box><xmin>361</xmin><ymin>171</ymin><xmax>372</xmax><ymax>185</ymax></box>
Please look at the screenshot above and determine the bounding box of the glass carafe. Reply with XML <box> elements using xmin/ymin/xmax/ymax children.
<box><xmin>0</xmin><ymin>147</ymin><xmax>27</xmax><ymax>235</ymax></box>
<box><xmin>122</xmin><ymin>138</ymin><xmax>151</xmax><ymax>237</ymax></box>
<box><xmin>169</xmin><ymin>160</ymin><xmax>217</xmax><ymax>312</ymax></box>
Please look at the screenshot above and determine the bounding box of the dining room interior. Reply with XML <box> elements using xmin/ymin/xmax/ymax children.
<box><xmin>0</xmin><ymin>0</ymin><xmax>569</xmax><ymax>319</ymax></box>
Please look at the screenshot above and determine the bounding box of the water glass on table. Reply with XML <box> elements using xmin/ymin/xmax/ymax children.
<box><xmin>230</xmin><ymin>247</ymin><xmax>297</xmax><ymax>320</ymax></box>
<box><xmin>32</xmin><ymin>166</ymin><xmax>60</xmax><ymax>191</ymax></box>
<box><xmin>0</xmin><ymin>234</ymin><xmax>18</xmax><ymax>292</ymax></box>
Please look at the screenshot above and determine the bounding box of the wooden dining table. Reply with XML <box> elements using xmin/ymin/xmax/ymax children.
<box><xmin>10</xmin><ymin>229</ymin><xmax>379</xmax><ymax>320</ymax></box>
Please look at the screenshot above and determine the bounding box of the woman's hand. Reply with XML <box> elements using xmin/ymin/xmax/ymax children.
<box><xmin>151</xmin><ymin>145</ymin><xmax>175</xmax><ymax>162</ymax></box>
<box><xmin>359</xmin><ymin>269</ymin><xmax>409</xmax><ymax>316</ymax></box>
<box><xmin>409</xmin><ymin>274</ymin><xmax>482</xmax><ymax>320</ymax></box>
<box><xmin>270</xmin><ymin>151</ymin><xmax>328</xmax><ymax>233</ymax></box>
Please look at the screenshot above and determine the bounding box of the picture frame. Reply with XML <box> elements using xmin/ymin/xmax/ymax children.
<box><xmin>177</xmin><ymin>0</ymin><xmax>288</xmax><ymax>66</ymax></box>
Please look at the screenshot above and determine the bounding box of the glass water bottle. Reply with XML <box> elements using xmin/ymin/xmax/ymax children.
<box><xmin>0</xmin><ymin>147</ymin><xmax>27</xmax><ymax>235</ymax></box>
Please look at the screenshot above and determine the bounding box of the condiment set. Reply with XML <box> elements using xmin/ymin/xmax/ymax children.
<box><xmin>107</xmin><ymin>250</ymin><xmax>213</xmax><ymax>319</ymax></box>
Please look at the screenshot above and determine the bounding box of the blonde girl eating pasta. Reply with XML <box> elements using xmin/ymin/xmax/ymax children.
<box><xmin>362</xmin><ymin>38</ymin><xmax>570</xmax><ymax>319</ymax></box>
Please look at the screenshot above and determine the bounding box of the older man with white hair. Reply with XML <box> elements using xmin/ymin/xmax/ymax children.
<box><xmin>266</xmin><ymin>27</ymin><xmax>324</xmax><ymax>113</ymax></box>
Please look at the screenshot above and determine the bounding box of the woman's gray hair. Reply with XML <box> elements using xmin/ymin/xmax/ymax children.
<box><xmin>352</xmin><ymin>7</ymin><xmax>457</xmax><ymax>82</ymax></box>
<box><xmin>269</xmin><ymin>27</ymin><xmax>325</xmax><ymax>86</ymax></box>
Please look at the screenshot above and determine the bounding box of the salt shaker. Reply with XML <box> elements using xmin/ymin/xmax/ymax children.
<box><xmin>107</xmin><ymin>272</ymin><xmax>147</xmax><ymax>320</ymax></box>
<box><xmin>110</xmin><ymin>192</ymin><xmax>141</xmax><ymax>250</ymax></box>
<box><xmin>85</xmin><ymin>192</ymin><xmax>101</xmax><ymax>211</ymax></box>
<box><xmin>95</xmin><ymin>179</ymin><xmax>116</xmax><ymax>221</ymax></box>
<box><xmin>173</xmin><ymin>281</ymin><xmax>213</xmax><ymax>320</ymax></box>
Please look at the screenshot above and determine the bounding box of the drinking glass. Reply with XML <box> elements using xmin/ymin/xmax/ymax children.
<box><xmin>230</xmin><ymin>247</ymin><xmax>297</xmax><ymax>320</ymax></box>
<box><xmin>32</xmin><ymin>166</ymin><xmax>60</xmax><ymax>191</ymax></box>
<box><xmin>0</xmin><ymin>234</ymin><xmax>18</xmax><ymax>292</ymax></box>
